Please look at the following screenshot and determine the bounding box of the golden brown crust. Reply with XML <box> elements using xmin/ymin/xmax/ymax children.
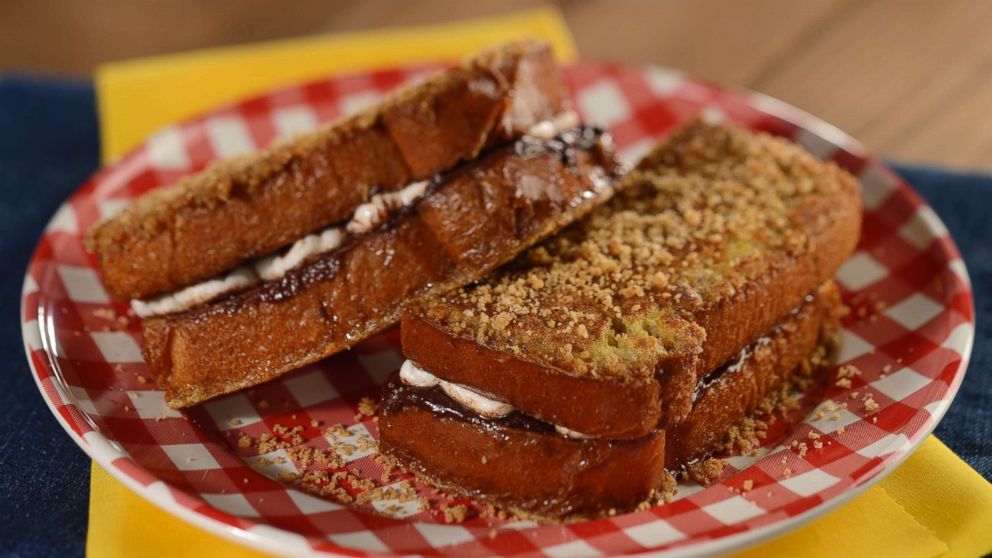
<box><xmin>146</xmin><ymin>142</ymin><xmax>618</xmax><ymax>408</ymax></box>
<box><xmin>86</xmin><ymin>40</ymin><xmax>567</xmax><ymax>300</ymax></box>
<box><xmin>404</xmin><ymin>119</ymin><xmax>862</xmax><ymax>437</ymax></box>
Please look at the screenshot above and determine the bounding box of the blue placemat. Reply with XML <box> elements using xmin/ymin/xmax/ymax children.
<box><xmin>1</xmin><ymin>76</ymin><xmax>98</xmax><ymax>557</ymax></box>
<box><xmin>0</xmin><ymin>76</ymin><xmax>988</xmax><ymax>557</ymax></box>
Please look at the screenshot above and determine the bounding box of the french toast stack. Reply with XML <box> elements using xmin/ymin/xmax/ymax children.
<box><xmin>84</xmin><ymin>39</ymin><xmax>864</xmax><ymax>522</ymax></box>
<box><xmin>86</xmin><ymin>41</ymin><xmax>621</xmax><ymax>408</ymax></box>
<box><xmin>379</xmin><ymin>119</ymin><xmax>861</xmax><ymax>519</ymax></box>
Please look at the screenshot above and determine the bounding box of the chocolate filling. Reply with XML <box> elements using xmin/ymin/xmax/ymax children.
<box><xmin>389</xmin><ymin>287</ymin><xmax>820</xmax><ymax>441</ymax></box>
<box><xmin>381</xmin><ymin>375</ymin><xmax>557</xmax><ymax>437</ymax></box>
<box><xmin>165</xmin><ymin>126</ymin><xmax>613</xmax><ymax>321</ymax></box>
<box><xmin>694</xmin><ymin>290</ymin><xmax>818</xmax><ymax>399</ymax></box>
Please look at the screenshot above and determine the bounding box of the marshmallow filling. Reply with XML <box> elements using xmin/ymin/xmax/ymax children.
<box><xmin>132</xmin><ymin>112</ymin><xmax>594</xmax><ymax>318</ymax></box>
<box><xmin>399</xmin><ymin>360</ymin><xmax>594</xmax><ymax>439</ymax></box>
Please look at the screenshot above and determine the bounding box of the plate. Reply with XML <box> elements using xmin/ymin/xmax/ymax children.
<box><xmin>21</xmin><ymin>63</ymin><xmax>974</xmax><ymax>557</ymax></box>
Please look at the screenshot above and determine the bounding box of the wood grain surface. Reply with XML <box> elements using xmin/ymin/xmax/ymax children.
<box><xmin>3</xmin><ymin>0</ymin><xmax>990</xmax><ymax>170</ymax></box>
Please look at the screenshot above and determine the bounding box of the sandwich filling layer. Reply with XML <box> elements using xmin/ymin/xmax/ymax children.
<box><xmin>379</xmin><ymin>325</ymin><xmax>833</xmax><ymax>519</ymax></box>
<box><xmin>399</xmin><ymin>360</ymin><xmax>594</xmax><ymax>438</ymax></box>
<box><xmin>132</xmin><ymin>112</ymin><xmax>595</xmax><ymax>318</ymax></box>
<box><xmin>380</xmin><ymin>284</ymin><xmax>839</xmax><ymax>522</ymax></box>
<box><xmin>397</xmin><ymin>281</ymin><xmax>839</xmax><ymax>442</ymax></box>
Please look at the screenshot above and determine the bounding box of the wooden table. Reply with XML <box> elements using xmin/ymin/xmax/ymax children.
<box><xmin>4</xmin><ymin>0</ymin><xmax>990</xmax><ymax>170</ymax></box>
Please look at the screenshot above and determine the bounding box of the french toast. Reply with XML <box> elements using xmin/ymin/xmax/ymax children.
<box><xmin>84</xmin><ymin>40</ymin><xmax>624</xmax><ymax>408</ymax></box>
<box><xmin>380</xmin><ymin>281</ymin><xmax>842</xmax><ymax>519</ymax></box>
<box><xmin>382</xmin><ymin>120</ymin><xmax>860</xmax><ymax>519</ymax></box>
<box><xmin>145</xmin><ymin>131</ymin><xmax>619</xmax><ymax>408</ymax></box>
<box><xmin>401</xmin><ymin>119</ymin><xmax>862</xmax><ymax>440</ymax></box>
<box><xmin>86</xmin><ymin>40</ymin><xmax>568</xmax><ymax>301</ymax></box>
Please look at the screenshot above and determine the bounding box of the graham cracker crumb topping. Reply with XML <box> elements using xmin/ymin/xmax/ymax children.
<box><xmin>414</xmin><ymin>119</ymin><xmax>857</xmax><ymax>382</ymax></box>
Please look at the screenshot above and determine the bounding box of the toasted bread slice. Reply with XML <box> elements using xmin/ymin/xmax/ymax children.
<box><xmin>86</xmin><ymin>40</ymin><xmax>568</xmax><ymax>300</ymax></box>
<box><xmin>145</xmin><ymin>132</ymin><xmax>619</xmax><ymax>408</ymax></box>
<box><xmin>380</xmin><ymin>282</ymin><xmax>840</xmax><ymax>519</ymax></box>
<box><xmin>403</xmin><ymin>119</ymin><xmax>861</xmax><ymax>439</ymax></box>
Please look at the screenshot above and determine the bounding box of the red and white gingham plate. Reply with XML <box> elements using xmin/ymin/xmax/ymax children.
<box><xmin>22</xmin><ymin>63</ymin><xmax>974</xmax><ymax>557</ymax></box>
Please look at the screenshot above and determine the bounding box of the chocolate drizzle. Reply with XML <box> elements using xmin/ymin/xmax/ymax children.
<box><xmin>515</xmin><ymin>125</ymin><xmax>608</xmax><ymax>166</ymax></box>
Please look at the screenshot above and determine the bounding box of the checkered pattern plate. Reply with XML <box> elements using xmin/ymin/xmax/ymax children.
<box><xmin>21</xmin><ymin>63</ymin><xmax>974</xmax><ymax>557</ymax></box>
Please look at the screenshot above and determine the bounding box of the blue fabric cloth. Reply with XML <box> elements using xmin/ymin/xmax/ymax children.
<box><xmin>0</xmin><ymin>76</ymin><xmax>988</xmax><ymax>556</ymax></box>
<box><xmin>0</xmin><ymin>76</ymin><xmax>98</xmax><ymax>557</ymax></box>
<box><xmin>896</xmin><ymin>165</ymin><xmax>991</xmax><ymax>476</ymax></box>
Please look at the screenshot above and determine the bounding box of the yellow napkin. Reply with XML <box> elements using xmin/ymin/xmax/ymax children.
<box><xmin>728</xmin><ymin>438</ymin><xmax>992</xmax><ymax>558</ymax></box>
<box><xmin>95</xmin><ymin>6</ymin><xmax>576</xmax><ymax>160</ymax></box>
<box><xmin>89</xmin><ymin>8</ymin><xmax>992</xmax><ymax>557</ymax></box>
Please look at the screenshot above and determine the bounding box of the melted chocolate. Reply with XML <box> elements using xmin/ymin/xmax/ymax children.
<box><xmin>693</xmin><ymin>290</ymin><xmax>818</xmax><ymax>399</ymax></box>
<box><xmin>380</xmin><ymin>375</ymin><xmax>556</xmax><ymax>436</ymax></box>
<box><xmin>515</xmin><ymin>125</ymin><xmax>608</xmax><ymax>166</ymax></box>
<box><xmin>172</xmin><ymin>126</ymin><xmax>615</xmax><ymax>322</ymax></box>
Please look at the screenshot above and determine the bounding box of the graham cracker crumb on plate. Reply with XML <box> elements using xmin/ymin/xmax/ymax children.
<box><xmin>686</xmin><ymin>458</ymin><xmax>727</xmax><ymax>485</ymax></box>
<box><xmin>440</xmin><ymin>503</ymin><xmax>469</xmax><ymax>523</ymax></box>
<box><xmin>92</xmin><ymin>308</ymin><xmax>115</xmax><ymax>321</ymax></box>
<box><xmin>357</xmin><ymin>397</ymin><xmax>376</xmax><ymax>417</ymax></box>
<box><xmin>863</xmin><ymin>395</ymin><xmax>880</xmax><ymax>411</ymax></box>
<box><xmin>835</xmin><ymin>363</ymin><xmax>862</xmax><ymax>388</ymax></box>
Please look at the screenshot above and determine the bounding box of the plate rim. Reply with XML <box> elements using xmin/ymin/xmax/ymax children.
<box><xmin>21</xmin><ymin>61</ymin><xmax>975</xmax><ymax>558</ymax></box>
